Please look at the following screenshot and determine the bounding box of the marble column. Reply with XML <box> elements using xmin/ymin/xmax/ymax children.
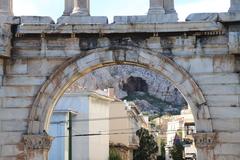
<box><xmin>229</xmin><ymin>0</ymin><xmax>240</xmax><ymax>12</ymax></box>
<box><xmin>72</xmin><ymin>0</ymin><xmax>90</xmax><ymax>16</ymax></box>
<box><xmin>63</xmin><ymin>0</ymin><xmax>74</xmax><ymax>16</ymax></box>
<box><xmin>0</xmin><ymin>0</ymin><xmax>13</xmax><ymax>16</ymax></box>
<box><xmin>148</xmin><ymin>0</ymin><xmax>165</xmax><ymax>15</ymax></box>
<box><xmin>163</xmin><ymin>0</ymin><xmax>176</xmax><ymax>14</ymax></box>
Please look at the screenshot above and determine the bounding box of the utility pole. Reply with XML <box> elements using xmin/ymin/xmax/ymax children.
<box><xmin>68</xmin><ymin>112</ymin><xmax>72</xmax><ymax>160</ymax></box>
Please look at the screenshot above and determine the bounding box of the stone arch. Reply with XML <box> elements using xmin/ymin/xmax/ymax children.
<box><xmin>28</xmin><ymin>46</ymin><xmax>212</xmax><ymax>134</ymax></box>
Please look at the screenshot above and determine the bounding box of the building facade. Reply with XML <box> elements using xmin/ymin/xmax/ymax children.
<box><xmin>48</xmin><ymin>110</ymin><xmax>77</xmax><ymax>160</ymax></box>
<box><xmin>165</xmin><ymin>108</ymin><xmax>197</xmax><ymax>160</ymax></box>
<box><xmin>109</xmin><ymin>101</ymin><xmax>148</xmax><ymax>160</ymax></box>
<box><xmin>49</xmin><ymin>91</ymin><xmax>115</xmax><ymax>160</ymax></box>
<box><xmin>49</xmin><ymin>90</ymin><xmax>147</xmax><ymax>160</ymax></box>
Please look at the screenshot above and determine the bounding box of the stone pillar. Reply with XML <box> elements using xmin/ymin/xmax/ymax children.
<box><xmin>63</xmin><ymin>0</ymin><xmax>74</xmax><ymax>16</ymax></box>
<box><xmin>23</xmin><ymin>135</ymin><xmax>54</xmax><ymax>160</ymax></box>
<box><xmin>148</xmin><ymin>0</ymin><xmax>165</xmax><ymax>15</ymax></box>
<box><xmin>229</xmin><ymin>0</ymin><xmax>240</xmax><ymax>12</ymax></box>
<box><xmin>193</xmin><ymin>132</ymin><xmax>217</xmax><ymax>160</ymax></box>
<box><xmin>163</xmin><ymin>0</ymin><xmax>176</xmax><ymax>14</ymax></box>
<box><xmin>0</xmin><ymin>0</ymin><xmax>13</xmax><ymax>16</ymax></box>
<box><xmin>72</xmin><ymin>0</ymin><xmax>90</xmax><ymax>16</ymax></box>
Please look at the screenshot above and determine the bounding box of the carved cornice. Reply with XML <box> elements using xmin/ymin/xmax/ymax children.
<box><xmin>193</xmin><ymin>132</ymin><xmax>217</xmax><ymax>149</ymax></box>
<box><xmin>23</xmin><ymin>135</ymin><xmax>54</xmax><ymax>150</ymax></box>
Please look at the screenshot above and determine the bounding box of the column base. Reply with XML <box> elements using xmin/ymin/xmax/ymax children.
<box><xmin>71</xmin><ymin>8</ymin><xmax>89</xmax><ymax>16</ymax></box>
<box><xmin>148</xmin><ymin>7</ymin><xmax>165</xmax><ymax>15</ymax></box>
<box><xmin>165</xmin><ymin>9</ymin><xmax>177</xmax><ymax>14</ymax></box>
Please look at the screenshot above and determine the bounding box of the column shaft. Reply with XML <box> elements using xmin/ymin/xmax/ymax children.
<box><xmin>0</xmin><ymin>0</ymin><xmax>13</xmax><ymax>16</ymax></box>
<box><xmin>163</xmin><ymin>0</ymin><xmax>176</xmax><ymax>14</ymax></box>
<box><xmin>229</xmin><ymin>0</ymin><xmax>240</xmax><ymax>12</ymax></box>
<box><xmin>148</xmin><ymin>0</ymin><xmax>165</xmax><ymax>15</ymax></box>
<box><xmin>72</xmin><ymin>0</ymin><xmax>90</xmax><ymax>16</ymax></box>
<box><xmin>63</xmin><ymin>0</ymin><xmax>74</xmax><ymax>16</ymax></box>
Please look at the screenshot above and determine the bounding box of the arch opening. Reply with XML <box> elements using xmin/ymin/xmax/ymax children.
<box><xmin>27</xmin><ymin>47</ymin><xmax>213</xmax><ymax>160</ymax></box>
<box><xmin>28</xmin><ymin>46</ymin><xmax>212</xmax><ymax>134</ymax></box>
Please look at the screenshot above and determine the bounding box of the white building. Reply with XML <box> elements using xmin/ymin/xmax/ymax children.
<box><xmin>48</xmin><ymin>110</ymin><xmax>78</xmax><ymax>160</ymax></box>
<box><xmin>49</xmin><ymin>91</ymin><xmax>115</xmax><ymax>160</ymax></box>
<box><xmin>165</xmin><ymin>116</ymin><xmax>183</xmax><ymax>160</ymax></box>
<box><xmin>181</xmin><ymin>108</ymin><xmax>197</xmax><ymax>160</ymax></box>
<box><xmin>48</xmin><ymin>89</ymin><xmax>147</xmax><ymax>160</ymax></box>
<box><xmin>165</xmin><ymin>107</ymin><xmax>197</xmax><ymax>160</ymax></box>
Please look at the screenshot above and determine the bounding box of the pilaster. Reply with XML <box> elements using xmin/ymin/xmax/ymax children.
<box><xmin>193</xmin><ymin>132</ymin><xmax>217</xmax><ymax>149</ymax></box>
<box><xmin>193</xmin><ymin>132</ymin><xmax>216</xmax><ymax>159</ymax></box>
<box><xmin>23</xmin><ymin>134</ymin><xmax>54</xmax><ymax>160</ymax></box>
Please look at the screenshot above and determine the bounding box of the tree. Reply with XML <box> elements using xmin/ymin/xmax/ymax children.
<box><xmin>157</xmin><ymin>141</ymin><xmax>166</xmax><ymax>160</ymax></box>
<box><xmin>134</xmin><ymin>128</ymin><xmax>158</xmax><ymax>160</ymax></box>
<box><xmin>169</xmin><ymin>132</ymin><xmax>184</xmax><ymax>160</ymax></box>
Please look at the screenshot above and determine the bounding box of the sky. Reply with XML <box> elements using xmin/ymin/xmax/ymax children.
<box><xmin>13</xmin><ymin>0</ymin><xmax>230</xmax><ymax>22</ymax></box>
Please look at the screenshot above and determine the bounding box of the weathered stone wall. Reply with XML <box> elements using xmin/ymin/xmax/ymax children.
<box><xmin>0</xmin><ymin>0</ymin><xmax>240</xmax><ymax>159</ymax></box>
<box><xmin>0</xmin><ymin>20</ymin><xmax>239</xmax><ymax>159</ymax></box>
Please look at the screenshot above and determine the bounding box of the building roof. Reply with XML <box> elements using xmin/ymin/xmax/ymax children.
<box><xmin>55</xmin><ymin>90</ymin><xmax>119</xmax><ymax>111</ymax></box>
<box><xmin>64</xmin><ymin>91</ymin><xmax>118</xmax><ymax>101</ymax></box>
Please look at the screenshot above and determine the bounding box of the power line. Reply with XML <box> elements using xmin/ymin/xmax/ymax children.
<box><xmin>71</xmin><ymin>127</ymin><xmax>138</xmax><ymax>134</ymax></box>
<box><xmin>51</xmin><ymin>123</ymin><xmax>194</xmax><ymax>136</ymax></box>
<box><xmin>52</xmin><ymin>128</ymin><xmax>193</xmax><ymax>139</ymax></box>
<box><xmin>54</xmin><ymin>131</ymin><xmax>138</xmax><ymax>139</ymax></box>
<box><xmin>50</xmin><ymin>116</ymin><xmax>131</xmax><ymax>124</ymax></box>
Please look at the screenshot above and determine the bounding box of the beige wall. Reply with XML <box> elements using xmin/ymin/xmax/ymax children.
<box><xmin>109</xmin><ymin>102</ymin><xmax>131</xmax><ymax>147</ymax></box>
<box><xmin>88</xmin><ymin>96</ymin><xmax>111</xmax><ymax>160</ymax></box>
<box><xmin>70</xmin><ymin>92</ymin><xmax>113</xmax><ymax>160</ymax></box>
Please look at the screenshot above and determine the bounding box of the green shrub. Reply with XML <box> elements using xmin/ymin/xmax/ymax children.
<box><xmin>109</xmin><ymin>148</ymin><xmax>122</xmax><ymax>160</ymax></box>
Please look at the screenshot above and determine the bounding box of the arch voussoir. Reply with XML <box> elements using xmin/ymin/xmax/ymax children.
<box><xmin>28</xmin><ymin>46</ymin><xmax>212</xmax><ymax>136</ymax></box>
<box><xmin>28</xmin><ymin>47</ymin><xmax>213</xmax><ymax>160</ymax></box>
<box><xmin>25</xmin><ymin>47</ymin><xmax>215</xmax><ymax>160</ymax></box>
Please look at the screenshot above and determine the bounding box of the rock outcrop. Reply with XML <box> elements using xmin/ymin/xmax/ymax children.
<box><xmin>67</xmin><ymin>65</ymin><xmax>186</xmax><ymax>115</ymax></box>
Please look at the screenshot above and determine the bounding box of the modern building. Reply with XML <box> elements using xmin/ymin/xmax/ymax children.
<box><xmin>48</xmin><ymin>110</ymin><xmax>78</xmax><ymax>160</ymax></box>
<box><xmin>48</xmin><ymin>89</ymin><xmax>147</xmax><ymax>160</ymax></box>
<box><xmin>109</xmin><ymin>101</ymin><xmax>148</xmax><ymax>160</ymax></box>
<box><xmin>181</xmin><ymin>108</ymin><xmax>197</xmax><ymax>160</ymax></box>
<box><xmin>165</xmin><ymin>116</ymin><xmax>183</xmax><ymax>160</ymax></box>
<box><xmin>165</xmin><ymin>107</ymin><xmax>197</xmax><ymax>160</ymax></box>
<box><xmin>49</xmin><ymin>90</ymin><xmax>115</xmax><ymax>160</ymax></box>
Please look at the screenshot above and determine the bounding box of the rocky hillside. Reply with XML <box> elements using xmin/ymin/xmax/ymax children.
<box><xmin>66</xmin><ymin>65</ymin><xmax>186</xmax><ymax>115</ymax></box>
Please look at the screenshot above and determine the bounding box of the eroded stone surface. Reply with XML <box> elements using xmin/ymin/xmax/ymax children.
<box><xmin>186</xmin><ymin>13</ymin><xmax>219</xmax><ymax>22</ymax></box>
<box><xmin>19</xmin><ymin>16</ymin><xmax>54</xmax><ymax>24</ymax></box>
<box><xmin>0</xmin><ymin>23</ymin><xmax>12</xmax><ymax>57</ymax></box>
<box><xmin>57</xmin><ymin>16</ymin><xmax>108</xmax><ymax>24</ymax></box>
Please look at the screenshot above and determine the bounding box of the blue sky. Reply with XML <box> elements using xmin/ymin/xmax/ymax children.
<box><xmin>13</xmin><ymin>0</ymin><xmax>230</xmax><ymax>22</ymax></box>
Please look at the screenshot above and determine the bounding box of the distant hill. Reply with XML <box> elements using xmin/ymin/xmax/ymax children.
<box><xmin>67</xmin><ymin>65</ymin><xmax>186</xmax><ymax>116</ymax></box>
